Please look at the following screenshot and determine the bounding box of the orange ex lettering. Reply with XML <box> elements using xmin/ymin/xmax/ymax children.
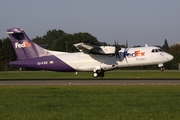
<box><xmin>24</xmin><ymin>41</ymin><xmax>32</xmax><ymax>47</ymax></box>
<box><xmin>136</xmin><ymin>50</ymin><xmax>145</xmax><ymax>56</ymax></box>
<box><xmin>141</xmin><ymin>52</ymin><xmax>145</xmax><ymax>56</ymax></box>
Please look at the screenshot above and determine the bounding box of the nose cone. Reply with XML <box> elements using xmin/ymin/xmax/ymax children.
<box><xmin>168</xmin><ymin>54</ymin><xmax>174</xmax><ymax>61</ymax></box>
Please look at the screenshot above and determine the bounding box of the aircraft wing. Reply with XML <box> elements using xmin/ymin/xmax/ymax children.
<box><xmin>74</xmin><ymin>43</ymin><xmax>103</xmax><ymax>54</ymax></box>
<box><xmin>74</xmin><ymin>43</ymin><xmax>116</xmax><ymax>55</ymax></box>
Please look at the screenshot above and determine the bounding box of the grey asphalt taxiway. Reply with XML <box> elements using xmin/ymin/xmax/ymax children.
<box><xmin>0</xmin><ymin>79</ymin><xmax>180</xmax><ymax>85</ymax></box>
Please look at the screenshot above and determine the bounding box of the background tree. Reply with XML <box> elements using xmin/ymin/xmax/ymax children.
<box><xmin>0</xmin><ymin>38</ymin><xmax>17</xmax><ymax>71</ymax></box>
<box><xmin>169</xmin><ymin>44</ymin><xmax>180</xmax><ymax>69</ymax></box>
<box><xmin>40</xmin><ymin>31</ymin><xmax>101</xmax><ymax>52</ymax></box>
<box><xmin>161</xmin><ymin>39</ymin><xmax>171</xmax><ymax>69</ymax></box>
<box><xmin>162</xmin><ymin>39</ymin><xmax>170</xmax><ymax>52</ymax></box>
<box><xmin>33</xmin><ymin>29</ymin><xmax>66</xmax><ymax>50</ymax></box>
<box><xmin>0</xmin><ymin>40</ymin><xmax>3</xmax><ymax>70</ymax></box>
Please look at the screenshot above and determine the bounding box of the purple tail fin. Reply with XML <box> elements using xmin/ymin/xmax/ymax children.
<box><xmin>7</xmin><ymin>28</ymin><xmax>52</xmax><ymax>60</ymax></box>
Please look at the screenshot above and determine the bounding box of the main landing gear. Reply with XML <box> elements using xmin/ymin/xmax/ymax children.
<box><xmin>93</xmin><ymin>69</ymin><xmax>104</xmax><ymax>78</ymax></box>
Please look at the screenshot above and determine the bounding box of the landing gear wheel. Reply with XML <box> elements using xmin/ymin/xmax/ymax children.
<box><xmin>92</xmin><ymin>69</ymin><xmax>105</xmax><ymax>78</ymax></box>
<box><xmin>93</xmin><ymin>72</ymin><xmax>98</xmax><ymax>78</ymax></box>
<box><xmin>160</xmin><ymin>67</ymin><xmax>165</xmax><ymax>71</ymax></box>
<box><xmin>99</xmin><ymin>72</ymin><xmax>104</xmax><ymax>78</ymax></box>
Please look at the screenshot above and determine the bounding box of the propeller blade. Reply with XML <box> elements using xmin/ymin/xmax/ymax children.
<box><xmin>124</xmin><ymin>39</ymin><xmax>129</xmax><ymax>64</ymax></box>
<box><xmin>126</xmin><ymin>39</ymin><xmax>128</xmax><ymax>48</ymax></box>
<box><xmin>114</xmin><ymin>39</ymin><xmax>121</xmax><ymax>60</ymax></box>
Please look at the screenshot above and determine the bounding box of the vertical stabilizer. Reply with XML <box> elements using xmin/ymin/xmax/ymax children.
<box><xmin>7</xmin><ymin>28</ymin><xmax>52</xmax><ymax>60</ymax></box>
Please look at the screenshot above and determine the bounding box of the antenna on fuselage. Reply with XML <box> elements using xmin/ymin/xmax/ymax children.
<box><xmin>143</xmin><ymin>41</ymin><xmax>148</xmax><ymax>47</ymax></box>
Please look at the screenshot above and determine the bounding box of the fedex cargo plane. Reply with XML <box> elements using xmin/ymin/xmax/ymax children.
<box><xmin>7</xmin><ymin>28</ymin><xmax>173</xmax><ymax>78</ymax></box>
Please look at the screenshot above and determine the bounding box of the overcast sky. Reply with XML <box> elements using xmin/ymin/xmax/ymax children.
<box><xmin>1</xmin><ymin>0</ymin><xmax>180</xmax><ymax>47</ymax></box>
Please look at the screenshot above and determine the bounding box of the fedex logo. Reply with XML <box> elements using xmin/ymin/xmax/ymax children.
<box><xmin>124</xmin><ymin>50</ymin><xmax>145</xmax><ymax>58</ymax></box>
<box><xmin>15</xmin><ymin>42</ymin><xmax>32</xmax><ymax>48</ymax></box>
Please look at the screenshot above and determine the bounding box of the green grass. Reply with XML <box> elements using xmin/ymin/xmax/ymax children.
<box><xmin>0</xmin><ymin>85</ymin><xmax>180</xmax><ymax>120</ymax></box>
<box><xmin>0</xmin><ymin>70</ymin><xmax>180</xmax><ymax>79</ymax></box>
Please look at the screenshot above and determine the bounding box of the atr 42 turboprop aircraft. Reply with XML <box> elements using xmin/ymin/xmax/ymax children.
<box><xmin>7</xmin><ymin>28</ymin><xmax>173</xmax><ymax>78</ymax></box>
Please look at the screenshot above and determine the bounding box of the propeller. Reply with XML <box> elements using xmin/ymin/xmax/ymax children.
<box><xmin>114</xmin><ymin>40</ymin><xmax>121</xmax><ymax>60</ymax></box>
<box><xmin>124</xmin><ymin>39</ymin><xmax>129</xmax><ymax>64</ymax></box>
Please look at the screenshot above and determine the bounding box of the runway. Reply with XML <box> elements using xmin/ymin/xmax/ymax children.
<box><xmin>0</xmin><ymin>79</ymin><xmax>180</xmax><ymax>85</ymax></box>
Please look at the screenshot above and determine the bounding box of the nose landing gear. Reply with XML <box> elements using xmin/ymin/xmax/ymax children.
<box><xmin>160</xmin><ymin>67</ymin><xmax>165</xmax><ymax>71</ymax></box>
<box><xmin>158</xmin><ymin>63</ymin><xmax>165</xmax><ymax>71</ymax></box>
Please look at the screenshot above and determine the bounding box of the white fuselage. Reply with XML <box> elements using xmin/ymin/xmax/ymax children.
<box><xmin>50</xmin><ymin>46</ymin><xmax>173</xmax><ymax>72</ymax></box>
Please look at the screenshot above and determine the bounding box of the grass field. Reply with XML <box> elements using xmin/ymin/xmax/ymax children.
<box><xmin>1</xmin><ymin>71</ymin><xmax>180</xmax><ymax>119</ymax></box>
<box><xmin>0</xmin><ymin>70</ymin><xmax>180</xmax><ymax>79</ymax></box>
<box><xmin>0</xmin><ymin>85</ymin><xmax>180</xmax><ymax>120</ymax></box>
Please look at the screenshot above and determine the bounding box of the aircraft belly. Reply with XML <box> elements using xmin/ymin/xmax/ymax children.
<box><xmin>75</xmin><ymin>55</ymin><xmax>117</xmax><ymax>71</ymax></box>
<box><xmin>56</xmin><ymin>53</ymin><xmax>117</xmax><ymax>71</ymax></box>
<box><xmin>77</xmin><ymin>63</ymin><xmax>117</xmax><ymax>71</ymax></box>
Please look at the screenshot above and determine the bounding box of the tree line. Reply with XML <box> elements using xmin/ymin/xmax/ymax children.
<box><xmin>0</xmin><ymin>29</ymin><xmax>179</xmax><ymax>71</ymax></box>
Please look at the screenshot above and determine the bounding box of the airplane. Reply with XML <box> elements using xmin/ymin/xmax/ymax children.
<box><xmin>6</xmin><ymin>28</ymin><xmax>174</xmax><ymax>78</ymax></box>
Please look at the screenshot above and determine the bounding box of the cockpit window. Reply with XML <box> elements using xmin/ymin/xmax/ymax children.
<box><xmin>151</xmin><ymin>49</ymin><xmax>164</xmax><ymax>53</ymax></box>
<box><xmin>158</xmin><ymin>49</ymin><xmax>163</xmax><ymax>52</ymax></box>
